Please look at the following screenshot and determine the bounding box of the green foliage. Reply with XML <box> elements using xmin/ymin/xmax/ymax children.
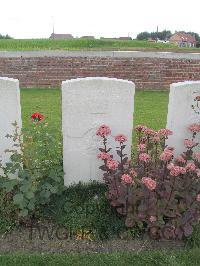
<box><xmin>44</xmin><ymin>183</ymin><xmax>125</xmax><ymax>240</ymax></box>
<box><xmin>186</xmin><ymin>224</ymin><xmax>200</xmax><ymax>248</ymax></box>
<box><xmin>0</xmin><ymin>119</ymin><xmax>64</xmax><ymax>220</ymax></box>
<box><xmin>137</xmin><ymin>30</ymin><xmax>172</xmax><ymax>40</ymax></box>
<box><xmin>0</xmin><ymin>33</ymin><xmax>12</xmax><ymax>39</ymax></box>
<box><xmin>0</xmin><ymin>38</ymin><xmax>177</xmax><ymax>51</ymax></box>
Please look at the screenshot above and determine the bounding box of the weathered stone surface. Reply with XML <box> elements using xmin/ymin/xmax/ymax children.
<box><xmin>166</xmin><ymin>81</ymin><xmax>200</xmax><ymax>157</ymax></box>
<box><xmin>0</xmin><ymin>77</ymin><xmax>22</xmax><ymax>167</ymax></box>
<box><xmin>62</xmin><ymin>77</ymin><xmax>135</xmax><ymax>186</ymax></box>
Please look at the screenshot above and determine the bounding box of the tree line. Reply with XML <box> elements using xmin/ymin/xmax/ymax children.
<box><xmin>0</xmin><ymin>34</ymin><xmax>12</xmax><ymax>39</ymax></box>
<box><xmin>137</xmin><ymin>30</ymin><xmax>200</xmax><ymax>42</ymax></box>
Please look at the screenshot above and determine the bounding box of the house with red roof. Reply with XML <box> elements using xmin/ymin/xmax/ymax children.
<box><xmin>169</xmin><ymin>32</ymin><xmax>196</xmax><ymax>48</ymax></box>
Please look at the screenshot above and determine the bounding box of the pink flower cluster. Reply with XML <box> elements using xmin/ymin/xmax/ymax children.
<box><xmin>196</xmin><ymin>194</ymin><xmax>200</xmax><ymax>202</ymax></box>
<box><xmin>175</xmin><ymin>156</ymin><xmax>186</xmax><ymax>164</ymax></box>
<box><xmin>149</xmin><ymin>216</ymin><xmax>157</xmax><ymax>223</ymax></box>
<box><xmin>157</xmin><ymin>129</ymin><xmax>173</xmax><ymax>137</ymax></box>
<box><xmin>106</xmin><ymin>159</ymin><xmax>118</xmax><ymax>171</ymax></box>
<box><xmin>196</xmin><ymin>169</ymin><xmax>200</xmax><ymax>177</ymax></box>
<box><xmin>188</xmin><ymin>123</ymin><xmax>200</xmax><ymax>133</ymax></box>
<box><xmin>168</xmin><ymin>164</ymin><xmax>186</xmax><ymax>176</ymax></box>
<box><xmin>115</xmin><ymin>134</ymin><xmax>128</xmax><ymax>143</ymax></box>
<box><xmin>121</xmin><ymin>174</ymin><xmax>133</xmax><ymax>184</ymax></box>
<box><xmin>185</xmin><ymin>162</ymin><xmax>196</xmax><ymax>172</ymax></box>
<box><xmin>137</xmin><ymin>144</ymin><xmax>146</xmax><ymax>152</ymax></box>
<box><xmin>139</xmin><ymin>153</ymin><xmax>150</xmax><ymax>163</ymax></box>
<box><xmin>194</xmin><ymin>152</ymin><xmax>200</xmax><ymax>162</ymax></box>
<box><xmin>184</xmin><ymin>139</ymin><xmax>196</xmax><ymax>149</ymax></box>
<box><xmin>160</xmin><ymin>148</ymin><xmax>173</xmax><ymax>161</ymax></box>
<box><xmin>129</xmin><ymin>168</ymin><xmax>137</xmax><ymax>177</ymax></box>
<box><xmin>141</xmin><ymin>177</ymin><xmax>157</xmax><ymax>190</ymax></box>
<box><xmin>96</xmin><ymin>125</ymin><xmax>111</xmax><ymax>137</ymax></box>
<box><xmin>135</xmin><ymin>125</ymin><xmax>147</xmax><ymax>132</ymax></box>
<box><xmin>97</xmin><ymin>152</ymin><xmax>111</xmax><ymax>160</ymax></box>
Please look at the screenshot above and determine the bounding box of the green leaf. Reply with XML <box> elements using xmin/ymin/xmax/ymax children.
<box><xmin>13</xmin><ymin>193</ymin><xmax>24</xmax><ymax>204</ymax></box>
<box><xmin>19</xmin><ymin>209</ymin><xmax>28</xmax><ymax>217</ymax></box>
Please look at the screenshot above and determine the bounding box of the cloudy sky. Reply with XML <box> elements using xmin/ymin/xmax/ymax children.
<box><xmin>0</xmin><ymin>0</ymin><xmax>199</xmax><ymax>39</ymax></box>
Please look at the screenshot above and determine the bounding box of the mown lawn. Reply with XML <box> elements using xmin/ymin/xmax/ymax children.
<box><xmin>0</xmin><ymin>249</ymin><xmax>200</xmax><ymax>266</ymax></box>
<box><xmin>0</xmin><ymin>38</ymin><xmax>180</xmax><ymax>51</ymax></box>
<box><xmin>21</xmin><ymin>88</ymin><xmax>169</xmax><ymax>132</ymax></box>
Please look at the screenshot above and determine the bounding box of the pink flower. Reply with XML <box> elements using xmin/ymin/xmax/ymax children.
<box><xmin>97</xmin><ymin>152</ymin><xmax>111</xmax><ymax>160</ymax></box>
<box><xmin>185</xmin><ymin>162</ymin><xmax>196</xmax><ymax>172</ymax></box>
<box><xmin>141</xmin><ymin>177</ymin><xmax>157</xmax><ymax>190</ymax></box>
<box><xmin>196</xmin><ymin>169</ymin><xmax>200</xmax><ymax>177</ymax></box>
<box><xmin>184</xmin><ymin>139</ymin><xmax>196</xmax><ymax>148</ymax></box>
<box><xmin>143</xmin><ymin>128</ymin><xmax>156</xmax><ymax>136</ymax></box>
<box><xmin>170</xmin><ymin>166</ymin><xmax>186</xmax><ymax>176</ymax></box>
<box><xmin>96</xmin><ymin>125</ymin><xmax>111</xmax><ymax>137</ymax></box>
<box><xmin>188</xmin><ymin>123</ymin><xmax>200</xmax><ymax>133</ymax></box>
<box><xmin>160</xmin><ymin>148</ymin><xmax>173</xmax><ymax>161</ymax></box>
<box><xmin>121</xmin><ymin>174</ymin><xmax>133</xmax><ymax>184</ymax></box>
<box><xmin>151</xmin><ymin>134</ymin><xmax>160</xmax><ymax>142</ymax></box>
<box><xmin>137</xmin><ymin>144</ymin><xmax>146</xmax><ymax>152</ymax></box>
<box><xmin>139</xmin><ymin>153</ymin><xmax>150</xmax><ymax>163</ymax></box>
<box><xmin>196</xmin><ymin>194</ymin><xmax>200</xmax><ymax>202</ymax></box>
<box><xmin>167</xmin><ymin>163</ymin><xmax>174</xmax><ymax>170</ymax></box>
<box><xmin>149</xmin><ymin>216</ymin><xmax>157</xmax><ymax>222</ymax></box>
<box><xmin>193</xmin><ymin>152</ymin><xmax>200</xmax><ymax>162</ymax></box>
<box><xmin>175</xmin><ymin>156</ymin><xmax>186</xmax><ymax>164</ymax></box>
<box><xmin>135</xmin><ymin>125</ymin><xmax>147</xmax><ymax>132</ymax></box>
<box><xmin>115</xmin><ymin>134</ymin><xmax>128</xmax><ymax>143</ymax></box>
<box><xmin>106</xmin><ymin>159</ymin><xmax>118</xmax><ymax>171</ymax></box>
<box><xmin>129</xmin><ymin>168</ymin><xmax>137</xmax><ymax>177</ymax></box>
<box><xmin>158</xmin><ymin>129</ymin><xmax>173</xmax><ymax>137</ymax></box>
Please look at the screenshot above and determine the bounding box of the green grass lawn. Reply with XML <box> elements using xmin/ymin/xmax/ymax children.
<box><xmin>0</xmin><ymin>249</ymin><xmax>200</xmax><ymax>266</ymax></box>
<box><xmin>0</xmin><ymin>38</ymin><xmax>187</xmax><ymax>51</ymax></box>
<box><xmin>21</xmin><ymin>89</ymin><xmax>169</xmax><ymax>132</ymax></box>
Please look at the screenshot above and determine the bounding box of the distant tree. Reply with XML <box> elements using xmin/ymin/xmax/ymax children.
<box><xmin>137</xmin><ymin>30</ymin><xmax>172</xmax><ymax>41</ymax></box>
<box><xmin>0</xmin><ymin>34</ymin><xmax>12</xmax><ymax>39</ymax></box>
<box><xmin>136</xmin><ymin>32</ymin><xmax>151</xmax><ymax>40</ymax></box>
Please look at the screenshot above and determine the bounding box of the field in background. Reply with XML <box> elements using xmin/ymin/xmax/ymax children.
<box><xmin>21</xmin><ymin>89</ymin><xmax>169</xmax><ymax>131</ymax></box>
<box><xmin>0</xmin><ymin>38</ymin><xmax>187</xmax><ymax>51</ymax></box>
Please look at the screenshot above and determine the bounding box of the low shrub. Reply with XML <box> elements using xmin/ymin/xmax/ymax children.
<box><xmin>0</xmin><ymin>113</ymin><xmax>64</xmax><ymax>220</ymax></box>
<box><xmin>97</xmin><ymin>124</ymin><xmax>200</xmax><ymax>240</ymax></box>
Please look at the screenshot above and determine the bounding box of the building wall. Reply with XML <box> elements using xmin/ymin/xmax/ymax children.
<box><xmin>0</xmin><ymin>51</ymin><xmax>200</xmax><ymax>89</ymax></box>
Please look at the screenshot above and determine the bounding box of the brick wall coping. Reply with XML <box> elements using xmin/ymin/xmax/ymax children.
<box><xmin>0</xmin><ymin>50</ymin><xmax>200</xmax><ymax>59</ymax></box>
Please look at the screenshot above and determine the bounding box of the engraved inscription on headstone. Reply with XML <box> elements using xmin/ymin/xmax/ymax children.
<box><xmin>166</xmin><ymin>81</ymin><xmax>200</xmax><ymax>157</ymax></box>
<box><xmin>62</xmin><ymin>77</ymin><xmax>135</xmax><ymax>186</ymax></box>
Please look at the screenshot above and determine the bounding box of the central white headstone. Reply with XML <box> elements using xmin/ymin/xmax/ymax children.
<box><xmin>62</xmin><ymin>77</ymin><xmax>135</xmax><ymax>186</ymax></box>
<box><xmin>0</xmin><ymin>77</ymin><xmax>22</xmax><ymax>168</ymax></box>
<box><xmin>166</xmin><ymin>81</ymin><xmax>200</xmax><ymax>157</ymax></box>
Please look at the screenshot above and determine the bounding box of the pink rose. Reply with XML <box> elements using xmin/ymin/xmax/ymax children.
<box><xmin>141</xmin><ymin>177</ymin><xmax>157</xmax><ymax>190</ymax></box>
<box><xmin>121</xmin><ymin>174</ymin><xmax>133</xmax><ymax>184</ymax></box>
<box><xmin>106</xmin><ymin>159</ymin><xmax>118</xmax><ymax>171</ymax></box>
<box><xmin>143</xmin><ymin>128</ymin><xmax>155</xmax><ymax>136</ymax></box>
<box><xmin>115</xmin><ymin>134</ymin><xmax>128</xmax><ymax>143</ymax></box>
<box><xmin>139</xmin><ymin>153</ymin><xmax>150</xmax><ymax>163</ymax></box>
<box><xmin>96</xmin><ymin>125</ymin><xmax>111</xmax><ymax>137</ymax></box>
<box><xmin>135</xmin><ymin>125</ymin><xmax>147</xmax><ymax>132</ymax></box>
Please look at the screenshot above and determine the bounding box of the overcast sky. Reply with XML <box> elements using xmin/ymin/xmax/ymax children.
<box><xmin>0</xmin><ymin>0</ymin><xmax>199</xmax><ymax>39</ymax></box>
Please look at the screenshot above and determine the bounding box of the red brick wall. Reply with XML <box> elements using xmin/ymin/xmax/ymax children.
<box><xmin>0</xmin><ymin>56</ymin><xmax>200</xmax><ymax>89</ymax></box>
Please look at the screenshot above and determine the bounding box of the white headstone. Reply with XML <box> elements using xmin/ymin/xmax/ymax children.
<box><xmin>0</xmin><ymin>77</ymin><xmax>22</xmax><ymax>167</ymax></box>
<box><xmin>62</xmin><ymin>77</ymin><xmax>135</xmax><ymax>186</ymax></box>
<box><xmin>166</xmin><ymin>81</ymin><xmax>200</xmax><ymax>157</ymax></box>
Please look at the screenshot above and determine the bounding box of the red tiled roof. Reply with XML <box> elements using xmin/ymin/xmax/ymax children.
<box><xmin>169</xmin><ymin>32</ymin><xmax>196</xmax><ymax>43</ymax></box>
